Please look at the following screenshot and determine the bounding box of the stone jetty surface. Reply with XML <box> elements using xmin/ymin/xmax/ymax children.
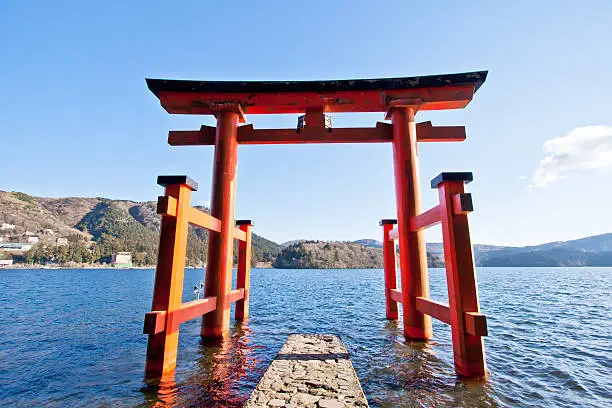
<box><xmin>244</xmin><ymin>334</ymin><xmax>369</xmax><ymax>408</ymax></box>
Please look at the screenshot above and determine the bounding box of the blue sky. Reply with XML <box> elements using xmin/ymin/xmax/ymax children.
<box><xmin>1</xmin><ymin>1</ymin><xmax>611</xmax><ymax>246</ymax></box>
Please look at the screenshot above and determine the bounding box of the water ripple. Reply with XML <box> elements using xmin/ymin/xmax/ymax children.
<box><xmin>0</xmin><ymin>267</ymin><xmax>611</xmax><ymax>407</ymax></box>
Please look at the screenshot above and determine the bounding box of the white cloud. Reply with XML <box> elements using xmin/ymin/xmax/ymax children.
<box><xmin>532</xmin><ymin>125</ymin><xmax>612</xmax><ymax>188</ymax></box>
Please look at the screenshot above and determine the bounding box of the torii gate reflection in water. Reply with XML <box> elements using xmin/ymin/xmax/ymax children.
<box><xmin>143</xmin><ymin>71</ymin><xmax>489</xmax><ymax>381</ymax></box>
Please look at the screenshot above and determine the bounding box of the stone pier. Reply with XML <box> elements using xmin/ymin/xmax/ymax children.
<box><xmin>244</xmin><ymin>334</ymin><xmax>369</xmax><ymax>408</ymax></box>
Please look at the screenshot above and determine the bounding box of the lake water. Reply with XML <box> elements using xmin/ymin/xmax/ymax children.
<box><xmin>0</xmin><ymin>267</ymin><xmax>610</xmax><ymax>407</ymax></box>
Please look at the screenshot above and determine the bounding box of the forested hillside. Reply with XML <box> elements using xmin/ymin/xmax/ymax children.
<box><xmin>2</xmin><ymin>190</ymin><xmax>611</xmax><ymax>268</ymax></box>
<box><xmin>273</xmin><ymin>241</ymin><xmax>445</xmax><ymax>269</ymax></box>
<box><xmin>0</xmin><ymin>191</ymin><xmax>281</xmax><ymax>266</ymax></box>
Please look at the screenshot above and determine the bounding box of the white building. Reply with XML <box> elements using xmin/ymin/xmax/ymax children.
<box><xmin>56</xmin><ymin>237</ymin><xmax>68</xmax><ymax>245</ymax></box>
<box><xmin>43</xmin><ymin>229</ymin><xmax>54</xmax><ymax>235</ymax></box>
<box><xmin>111</xmin><ymin>252</ymin><xmax>133</xmax><ymax>267</ymax></box>
<box><xmin>1</xmin><ymin>223</ymin><xmax>15</xmax><ymax>230</ymax></box>
<box><xmin>25</xmin><ymin>230</ymin><xmax>36</xmax><ymax>236</ymax></box>
<box><xmin>27</xmin><ymin>236</ymin><xmax>40</xmax><ymax>244</ymax></box>
<box><xmin>0</xmin><ymin>259</ymin><xmax>13</xmax><ymax>267</ymax></box>
<box><xmin>0</xmin><ymin>243</ymin><xmax>32</xmax><ymax>252</ymax></box>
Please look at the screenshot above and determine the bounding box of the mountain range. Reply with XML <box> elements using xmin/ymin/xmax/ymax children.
<box><xmin>355</xmin><ymin>235</ymin><xmax>612</xmax><ymax>267</ymax></box>
<box><xmin>1</xmin><ymin>190</ymin><xmax>611</xmax><ymax>268</ymax></box>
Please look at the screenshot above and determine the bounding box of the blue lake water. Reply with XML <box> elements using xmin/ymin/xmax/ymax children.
<box><xmin>0</xmin><ymin>267</ymin><xmax>610</xmax><ymax>407</ymax></box>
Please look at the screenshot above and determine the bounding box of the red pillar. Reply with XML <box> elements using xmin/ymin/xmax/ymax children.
<box><xmin>380</xmin><ymin>219</ymin><xmax>399</xmax><ymax>319</ymax></box>
<box><xmin>145</xmin><ymin>179</ymin><xmax>194</xmax><ymax>378</ymax></box>
<box><xmin>437</xmin><ymin>175</ymin><xmax>486</xmax><ymax>378</ymax></box>
<box><xmin>391</xmin><ymin>107</ymin><xmax>432</xmax><ymax>340</ymax></box>
<box><xmin>201</xmin><ymin>111</ymin><xmax>239</xmax><ymax>339</ymax></box>
<box><xmin>235</xmin><ymin>220</ymin><xmax>253</xmax><ymax>320</ymax></box>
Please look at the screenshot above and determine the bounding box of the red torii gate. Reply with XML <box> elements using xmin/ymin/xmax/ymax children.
<box><xmin>143</xmin><ymin>71</ymin><xmax>489</xmax><ymax>380</ymax></box>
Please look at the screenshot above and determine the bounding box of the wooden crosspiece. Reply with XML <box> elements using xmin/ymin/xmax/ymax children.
<box><xmin>381</xmin><ymin>172</ymin><xmax>487</xmax><ymax>379</ymax></box>
<box><xmin>143</xmin><ymin>175</ymin><xmax>253</xmax><ymax>379</ymax></box>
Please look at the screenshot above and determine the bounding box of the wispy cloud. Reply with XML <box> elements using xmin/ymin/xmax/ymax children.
<box><xmin>532</xmin><ymin>125</ymin><xmax>612</xmax><ymax>188</ymax></box>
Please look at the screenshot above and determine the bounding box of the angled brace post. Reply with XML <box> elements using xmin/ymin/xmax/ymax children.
<box><xmin>144</xmin><ymin>175</ymin><xmax>197</xmax><ymax>379</ymax></box>
<box><xmin>433</xmin><ymin>172</ymin><xmax>487</xmax><ymax>379</ymax></box>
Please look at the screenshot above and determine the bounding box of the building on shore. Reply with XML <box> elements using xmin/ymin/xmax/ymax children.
<box><xmin>0</xmin><ymin>243</ymin><xmax>32</xmax><ymax>252</ymax></box>
<box><xmin>27</xmin><ymin>236</ymin><xmax>40</xmax><ymax>244</ymax></box>
<box><xmin>43</xmin><ymin>229</ymin><xmax>54</xmax><ymax>235</ymax></box>
<box><xmin>56</xmin><ymin>237</ymin><xmax>68</xmax><ymax>245</ymax></box>
<box><xmin>1</xmin><ymin>223</ymin><xmax>15</xmax><ymax>230</ymax></box>
<box><xmin>111</xmin><ymin>252</ymin><xmax>133</xmax><ymax>268</ymax></box>
<box><xmin>0</xmin><ymin>259</ymin><xmax>13</xmax><ymax>267</ymax></box>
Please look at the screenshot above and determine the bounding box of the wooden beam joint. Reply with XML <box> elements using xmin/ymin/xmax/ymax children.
<box><xmin>389</xmin><ymin>289</ymin><xmax>403</xmax><ymax>303</ymax></box>
<box><xmin>168</xmin><ymin>126</ymin><xmax>215</xmax><ymax>146</ymax></box>
<box><xmin>212</xmin><ymin>103</ymin><xmax>246</xmax><ymax>123</ymax></box>
<box><xmin>234</xmin><ymin>227</ymin><xmax>247</xmax><ymax>242</ymax></box>
<box><xmin>465</xmin><ymin>312</ymin><xmax>488</xmax><ymax>336</ymax></box>
<box><xmin>157</xmin><ymin>195</ymin><xmax>178</xmax><ymax>217</ymax></box>
<box><xmin>452</xmin><ymin>193</ymin><xmax>473</xmax><ymax>214</ymax></box>
<box><xmin>228</xmin><ymin>288</ymin><xmax>245</xmax><ymax>304</ymax></box>
<box><xmin>143</xmin><ymin>311</ymin><xmax>166</xmax><ymax>334</ymax></box>
<box><xmin>416</xmin><ymin>121</ymin><xmax>466</xmax><ymax>142</ymax></box>
<box><xmin>384</xmin><ymin>99</ymin><xmax>422</xmax><ymax>119</ymax></box>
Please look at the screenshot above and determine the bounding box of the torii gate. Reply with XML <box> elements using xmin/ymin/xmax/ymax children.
<box><xmin>143</xmin><ymin>71</ymin><xmax>489</xmax><ymax>381</ymax></box>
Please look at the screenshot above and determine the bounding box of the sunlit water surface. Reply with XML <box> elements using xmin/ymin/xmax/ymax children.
<box><xmin>0</xmin><ymin>268</ymin><xmax>610</xmax><ymax>407</ymax></box>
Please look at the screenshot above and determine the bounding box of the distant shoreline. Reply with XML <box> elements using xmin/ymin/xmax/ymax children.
<box><xmin>0</xmin><ymin>263</ymin><xmax>272</xmax><ymax>270</ymax></box>
<box><xmin>2</xmin><ymin>190</ymin><xmax>611</xmax><ymax>269</ymax></box>
<box><xmin>0</xmin><ymin>264</ymin><xmax>154</xmax><ymax>270</ymax></box>
<box><xmin>2</xmin><ymin>265</ymin><xmax>611</xmax><ymax>270</ymax></box>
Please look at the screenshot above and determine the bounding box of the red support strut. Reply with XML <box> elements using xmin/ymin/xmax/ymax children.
<box><xmin>235</xmin><ymin>220</ymin><xmax>253</xmax><ymax>321</ymax></box>
<box><xmin>144</xmin><ymin>175</ymin><xmax>253</xmax><ymax>379</ymax></box>
<box><xmin>391</xmin><ymin>106</ymin><xmax>432</xmax><ymax>340</ymax></box>
<box><xmin>380</xmin><ymin>219</ymin><xmax>399</xmax><ymax>320</ymax></box>
<box><xmin>202</xmin><ymin>111</ymin><xmax>240</xmax><ymax>339</ymax></box>
<box><xmin>380</xmin><ymin>171</ymin><xmax>488</xmax><ymax>379</ymax></box>
<box><xmin>145</xmin><ymin>177</ymin><xmax>196</xmax><ymax>379</ymax></box>
<box><xmin>435</xmin><ymin>173</ymin><xmax>487</xmax><ymax>378</ymax></box>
